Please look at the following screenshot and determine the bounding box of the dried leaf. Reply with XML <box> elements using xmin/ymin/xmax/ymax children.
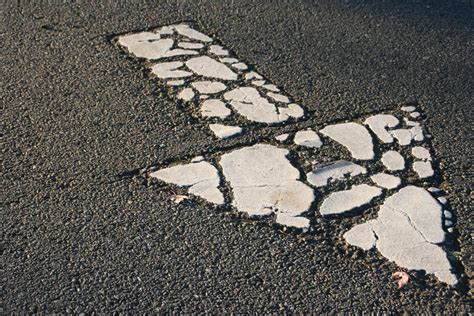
<box><xmin>171</xmin><ymin>194</ymin><xmax>189</xmax><ymax>204</ymax></box>
<box><xmin>393</xmin><ymin>270</ymin><xmax>411</xmax><ymax>288</ymax></box>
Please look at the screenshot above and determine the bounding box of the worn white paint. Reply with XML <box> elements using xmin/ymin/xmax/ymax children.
<box><xmin>209</xmin><ymin>124</ymin><xmax>242</xmax><ymax>139</ymax></box>
<box><xmin>150</xmin><ymin>61</ymin><xmax>192</xmax><ymax>78</ymax></box>
<box><xmin>370</xmin><ymin>173</ymin><xmax>401</xmax><ymax>189</ymax></box>
<box><xmin>178</xmin><ymin>87</ymin><xmax>195</xmax><ymax>101</ymax></box>
<box><xmin>413</xmin><ymin>161</ymin><xmax>434</xmax><ymax>178</ymax></box>
<box><xmin>293</xmin><ymin>129</ymin><xmax>322</xmax><ymax>148</ymax></box>
<box><xmin>185</xmin><ymin>56</ymin><xmax>238</xmax><ymax>80</ymax></box>
<box><xmin>412</xmin><ymin>146</ymin><xmax>431</xmax><ymax>160</ymax></box>
<box><xmin>364</xmin><ymin>114</ymin><xmax>399</xmax><ymax>143</ymax></box>
<box><xmin>201</xmin><ymin>99</ymin><xmax>231</xmax><ymax>118</ymax></box>
<box><xmin>191</xmin><ymin>81</ymin><xmax>227</xmax><ymax>94</ymax></box>
<box><xmin>319</xmin><ymin>184</ymin><xmax>382</xmax><ymax>215</ymax></box>
<box><xmin>320</xmin><ymin>123</ymin><xmax>374</xmax><ymax>160</ymax></box>
<box><xmin>307</xmin><ymin>161</ymin><xmax>366</xmax><ymax>187</ymax></box>
<box><xmin>381</xmin><ymin>151</ymin><xmax>405</xmax><ymax>171</ymax></box>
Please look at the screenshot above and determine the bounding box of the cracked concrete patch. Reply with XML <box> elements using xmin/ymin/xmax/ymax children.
<box><xmin>307</xmin><ymin>160</ymin><xmax>366</xmax><ymax>187</ymax></box>
<box><xmin>320</xmin><ymin>123</ymin><xmax>374</xmax><ymax>160</ymax></box>
<box><xmin>319</xmin><ymin>184</ymin><xmax>382</xmax><ymax>215</ymax></box>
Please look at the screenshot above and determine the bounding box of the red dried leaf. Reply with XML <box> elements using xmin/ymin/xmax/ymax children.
<box><xmin>392</xmin><ymin>271</ymin><xmax>411</xmax><ymax>288</ymax></box>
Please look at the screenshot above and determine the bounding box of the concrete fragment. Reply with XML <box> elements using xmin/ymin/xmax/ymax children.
<box><xmin>178</xmin><ymin>42</ymin><xmax>204</xmax><ymax>49</ymax></box>
<box><xmin>279</xmin><ymin>103</ymin><xmax>304</xmax><ymax>118</ymax></box>
<box><xmin>245</xmin><ymin>71</ymin><xmax>263</xmax><ymax>80</ymax></box>
<box><xmin>275</xmin><ymin>213</ymin><xmax>310</xmax><ymax>229</ymax></box>
<box><xmin>293</xmin><ymin>129</ymin><xmax>322</xmax><ymax>148</ymax></box>
<box><xmin>267</xmin><ymin>92</ymin><xmax>290</xmax><ymax>103</ymax></box>
<box><xmin>178</xmin><ymin>88</ymin><xmax>195</xmax><ymax>101</ymax></box>
<box><xmin>262</xmin><ymin>84</ymin><xmax>280</xmax><ymax>92</ymax></box>
<box><xmin>401</xmin><ymin>106</ymin><xmax>416</xmax><ymax>112</ymax></box>
<box><xmin>275</xmin><ymin>133</ymin><xmax>289</xmax><ymax>142</ymax></box>
<box><xmin>364</xmin><ymin>114</ymin><xmax>399</xmax><ymax>143</ymax></box>
<box><xmin>370</xmin><ymin>173</ymin><xmax>401</xmax><ymax>189</ymax></box>
<box><xmin>185</xmin><ymin>56</ymin><xmax>238</xmax><ymax>80</ymax></box>
<box><xmin>201</xmin><ymin>99</ymin><xmax>231</xmax><ymax>118</ymax></box>
<box><xmin>381</xmin><ymin>151</ymin><xmax>405</xmax><ymax>171</ymax></box>
<box><xmin>209</xmin><ymin>124</ymin><xmax>242</xmax><ymax>139</ymax></box>
<box><xmin>413</xmin><ymin>161</ymin><xmax>434</xmax><ymax>178</ymax></box>
<box><xmin>167</xmin><ymin>80</ymin><xmax>185</xmax><ymax>86</ymax></box>
<box><xmin>319</xmin><ymin>184</ymin><xmax>382</xmax><ymax>215</ymax></box>
<box><xmin>220</xmin><ymin>57</ymin><xmax>239</xmax><ymax>64</ymax></box>
<box><xmin>307</xmin><ymin>161</ymin><xmax>366</xmax><ymax>187</ymax></box>
<box><xmin>174</xmin><ymin>24</ymin><xmax>212</xmax><ymax>42</ymax></box>
<box><xmin>343</xmin><ymin>221</ymin><xmax>377</xmax><ymax>250</ymax></box>
<box><xmin>437</xmin><ymin>197</ymin><xmax>447</xmax><ymax>205</ymax></box>
<box><xmin>150</xmin><ymin>61</ymin><xmax>192</xmax><ymax>78</ymax></box>
<box><xmin>320</xmin><ymin>123</ymin><xmax>374</xmax><ymax>160</ymax></box>
<box><xmin>209</xmin><ymin>45</ymin><xmax>228</xmax><ymax>56</ymax></box>
<box><xmin>412</xmin><ymin>146</ymin><xmax>431</xmax><ymax>160</ymax></box>
<box><xmin>232</xmin><ymin>62</ymin><xmax>248</xmax><ymax>70</ymax></box>
<box><xmin>191</xmin><ymin>81</ymin><xmax>227</xmax><ymax>94</ymax></box>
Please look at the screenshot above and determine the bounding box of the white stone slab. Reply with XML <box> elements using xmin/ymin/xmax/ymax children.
<box><xmin>275</xmin><ymin>133</ymin><xmax>289</xmax><ymax>142</ymax></box>
<box><xmin>319</xmin><ymin>184</ymin><xmax>382</xmax><ymax>215</ymax></box>
<box><xmin>410</xmin><ymin>112</ymin><xmax>420</xmax><ymax>118</ymax></box>
<box><xmin>178</xmin><ymin>88</ymin><xmax>195</xmax><ymax>101</ymax></box>
<box><xmin>293</xmin><ymin>129</ymin><xmax>322</xmax><ymax>148</ymax></box>
<box><xmin>220</xmin><ymin>57</ymin><xmax>239</xmax><ymax>64</ymax></box>
<box><xmin>201</xmin><ymin>99</ymin><xmax>231</xmax><ymax>118</ymax></box>
<box><xmin>320</xmin><ymin>123</ymin><xmax>374</xmax><ymax>160</ymax></box>
<box><xmin>343</xmin><ymin>221</ymin><xmax>377</xmax><ymax>250</ymax></box>
<box><xmin>307</xmin><ymin>160</ymin><xmax>367</xmax><ymax>187</ymax></box>
<box><xmin>209</xmin><ymin>45</ymin><xmax>229</xmax><ymax>56</ymax></box>
<box><xmin>412</xmin><ymin>146</ymin><xmax>431</xmax><ymax>160</ymax></box>
<box><xmin>401</xmin><ymin>106</ymin><xmax>416</xmax><ymax>112</ymax></box>
<box><xmin>262</xmin><ymin>84</ymin><xmax>280</xmax><ymax>92</ymax></box>
<box><xmin>232</xmin><ymin>62</ymin><xmax>248</xmax><ymax>70</ymax></box>
<box><xmin>279</xmin><ymin>103</ymin><xmax>304</xmax><ymax>118</ymax></box>
<box><xmin>252</xmin><ymin>80</ymin><xmax>265</xmax><ymax>86</ymax></box>
<box><xmin>185</xmin><ymin>56</ymin><xmax>238</xmax><ymax>80</ymax></box>
<box><xmin>150</xmin><ymin>161</ymin><xmax>224</xmax><ymax>204</ymax></box>
<box><xmin>364</xmin><ymin>114</ymin><xmax>399</xmax><ymax>143</ymax></box>
<box><xmin>191</xmin><ymin>81</ymin><xmax>227</xmax><ymax>94</ymax></box>
<box><xmin>150</xmin><ymin>61</ymin><xmax>192</xmax><ymax>78</ymax></box>
<box><xmin>167</xmin><ymin>80</ymin><xmax>185</xmax><ymax>86</ymax></box>
<box><xmin>370</xmin><ymin>173</ymin><xmax>401</xmax><ymax>189</ymax></box>
<box><xmin>245</xmin><ymin>71</ymin><xmax>263</xmax><ymax>80</ymax></box>
<box><xmin>219</xmin><ymin>144</ymin><xmax>314</xmax><ymax>223</ymax></box>
<box><xmin>275</xmin><ymin>213</ymin><xmax>310</xmax><ymax>229</ymax></box>
<box><xmin>209</xmin><ymin>124</ymin><xmax>242</xmax><ymax>139</ymax></box>
<box><xmin>381</xmin><ymin>151</ymin><xmax>405</xmax><ymax>171</ymax></box>
<box><xmin>267</xmin><ymin>92</ymin><xmax>290</xmax><ymax>103</ymax></box>
<box><xmin>178</xmin><ymin>41</ymin><xmax>204</xmax><ymax>49</ymax></box>
<box><xmin>174</xmin><ymin>24</ymin><xmax>212</xmax><ymax>42</ymax></box>
<box><xmin>413</xmin><ymin>161</ymin><xmax>434</xmax><ymax>178</ymax></box>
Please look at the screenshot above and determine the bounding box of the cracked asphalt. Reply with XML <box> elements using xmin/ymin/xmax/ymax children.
<box><xmin>2</xmin><ymin>0</ymin><xmax>472</xmax><ymax>313</ymax></box>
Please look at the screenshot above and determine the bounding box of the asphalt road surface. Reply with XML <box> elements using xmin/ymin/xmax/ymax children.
<box><xmin>2</xmin><ymin>0</ymin><xmax>473</xmax><ymax>313</ymax></box>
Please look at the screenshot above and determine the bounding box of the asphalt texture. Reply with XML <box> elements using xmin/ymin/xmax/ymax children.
<box><xmin>2</xmin><ymin>0</ymin><xmax>473</xmax><ymax>313</ymax></box>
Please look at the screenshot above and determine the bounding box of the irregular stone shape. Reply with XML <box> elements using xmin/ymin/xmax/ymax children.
<box><xmin>118</xmin><ymin>33</ymin><xmax>197</xmax><ymax>60</ymax></box>
<box><xmin>262</xmin><ymin>84</ymin><xmax>280</xmax><ymax>92</ymax></box>
<box><xmin>404</xmin><ymin>118</ymin><xmax>419</xmax><ymax>127</ymax></box>
<box><xmin>174</xmin><ymin>24</ymin><xmax>212</xmax><ymax>42</ymax></box>
<box><xmin>275</xmin><ymin>133</ymin><xmax>289</xmax><ymax>142</ymax></box>
<box><xmin>158</xmin><ymin>26</ymin><xmax>174</xmax><ymax>35</ymax></box>
<box><xmin>150</xmin><ymin>161</ymin><xmax>224</xmax><ymax>204</ymax></box>
<box><xmin>412</xmin><ymin>146</ymin><xmax>431</xmax><ymax>160</ymax></box>
<box><xmin>275</xmin><ymin>213</ymin><xmax>310</xmax><ymax>229</ymax></box>
<box><xmin>201</xmin><ymin>99</ymin><xmax>231</xmax><ymax>118</ymax></box>
<box><xmin>381</xmin><ymin>151</ymin><xmax>405</xmax><ymax>171</ymax></box>
<box><xmin>209</xmin><ymin>124</ymin><xmax>242</xmax><ymax>139</ymax></box>
<box><xmin>191</xmin><ymin>81</ymin><xmax>227</xmax><ymax>94</ymax></box>
<box><xmin>167</xmin><ymin>80</ymin><xmax>185</xmax><ymax>86</ymax></box>
<box><xmin>279</xmin><ymin>103</ymin><xmax>304</xmax><ymax>118</ymax></box>
<box><xmin>209</xmin><ymin>45</ymin><xmax>228</xmax><ymax>56</ymax></box>
<box><xmin>444</xmin><ymin>210</ymin><xmax>452</xmax><ymax>219</ymax></box>
<box><xmin>319</xmin><ymin>184</ymin><xmax>382</xmax><ymax>215</ymax></box>
<box><xmin>220</xmin><ymin>57</ymin><xmax>239</xmax><ymax>64</ymax></box>
<box><xmin>178</xmin><ymin>88</ymin><xmax>195</xmax><ymax>101</ymax></box>
<box><xmin>252</xmin><ymin>80</ymin><xmax>265</xmax><ymax>86</ymax></box>
<box><xmin>438</xmin><ymin>197</ymin><xmax>447</xmax><ymax>205</ymax></box>
<box><xmin>232</xmin><ymin>62</ymin><xmax>248</xmax><ymax>70</ymax></box>
<box><xmin>293</xmin><ymin>129</ymin><xmax>322</xmax><ymax>148</ymax></box>
<box><xmin>370</xmin><ymin>173</ymin><xmax>401</xmax><ymax>189</ymax></box>
<box><xmin>413</xmin><ymin>161</ymin><xmax>434</xmax><ymax>178</ymax></box>
<box><xmin>343</xmin><ymin>221</ymin><xmax>377</xmax><ymax>251</ymax></box>
<box><xmin>428</xmin><ymin>187</ymin><xmax>441</xmax><ymax>193</ymax></box>
<box><xmin>224</xmin><ymin>87</ymin><xmax>287</xmax><ymax>123</ymax></box>
<box><xmin>401</xmin><ymin>105</ymin><xmax>416</xmax><ymax>112</ymax></box>
<box><xmin>364</xmin><ymin>114</ymin><xmax>399</xmax><ymax>143</ymax></box>
<box><xmin>178</xmin><ymin>41</ymin><xmax>204</xmax><ymax>49</ymax></box>
<box><xmin>245</xmin><ymin>71</ymin><xmax>263</xmax><ymax>80</ymax></box>
<box><xmin>445</xmin><ymin>220</ymin><xmax>453</xmax><ymax>227</ymax></box>
<box><xmin>219</xmin><ymin>144</ymin><xmax>314</xmax><ymax>224</ymax></box>
<box><xmin>307</xmin><ymin>161</ymin><xmax>367</xmax><ymax>187</ymax></box>
<box><xmin>267</xmin><ymin>92</ymin><xmax>290</xmax><ymax>103</ymax></box>
<box><xmin>410</xmin><ymin>112</ymin><xmax>421</xmax><ymax>118</ymax></box>
<box><xmin>320</xmin><ymin>123</ymin><xmax>374</xmax><ymax>160</ymax></box>
<box><xmin>150</xmin><ymin>61</ymin><xmax>192</xmax><ymax>78</ymax></box>
<box><xmin>391</xmin><ymin>126</ymin><xmax>425</xmax><ymax>145</ymax></box>
<box><xmin>185</xmin><ymin>56</ymin><xmax>238</xmax><ymax>80</ymax></box>
<box><xmin>345</xmin><ymin>186</ymin><xmax>456</xmax><ymax>285</ymax></box>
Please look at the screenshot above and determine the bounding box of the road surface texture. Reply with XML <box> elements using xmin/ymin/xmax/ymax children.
<box><xmin>2</xmin><ymin>0</ymin><xmax>472</xmax><ymax>313</ymax></box>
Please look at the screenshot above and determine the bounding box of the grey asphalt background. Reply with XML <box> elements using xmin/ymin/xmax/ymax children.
<box><xmin>2</xmin><ymin>0</ymin><xmax>473</xmax><ymax>313</ymax></box>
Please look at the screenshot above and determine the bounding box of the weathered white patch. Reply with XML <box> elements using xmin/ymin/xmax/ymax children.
<box><xmin>275</xmin><ymin>133</ymin><xmax>289</xmax><ymax>142</ymax></box>
<box><xmin>191</xmin><ymin>81</ymin><xmax>227</xmax><ymax>94</ymax></box>
<box><xmin>209</xmin><ymin>45</ymin><xmax>229</xmax><ymax>56</ymax></box>
<box><xmin>320</xmin><ymin>123</ymin><xmax>374</xmax><ymax>160</ymax></box>
<box><xmin>178</xmin><ymin>41</ymin><xmax>204</xmax><ymax>49</ymax></box>
<box><xmin>345</xmin><ymin>186</ymin><xmax>456</xmax><ymax>285</ymax></box>
<box><xmin>275</xmin><ymin>213</ymin><xmax>310</xmax><ymax>229</ymax></box>
<box><xmin>178</xmin><ymin>88</ymin><xmax>195</xmax><ymax>101</ymax></box>
<box><xmin>370</xmin><ymin>173</ymin><xmax>401</xmax><ymax>189</ymax></box>
<box><xmin>381</xmin><ymin>151</ymin><xmax>405</xmax><ymax>171</ymax></box>
<box><xmin>150</xmin><ymin>161</ymin><xmax>224</xmax><ymax>204</ymax></box>
<box><xmin>185</xmin><ymin>56</ymin><xmax>238</xmax><ymax>80</ymax></box>
<box><xmin>158</xmin><ymin>26</ymin><xmax>174</xmax><ymax>35</ymax></box>
<box><xmin>412</xmin><ymin>146</ymin><xmax>431</xmax><ymax>160</ymax></box>
<box><xmin>220</xmin><ymin>57</ymin><xmax>239</xmax><ymax>64</ymax></box>
<box><xmin>267</xmin><ymin>92</ymin><xmax>290</xmax><ymax>103</ymax></box>
<box><xmin>364</xmin><ymin>114</ymin><xmax>399</xmax><ymax>143</ymax></box>
<box><xmin>150</xmin><ymin>61</ymin><xmax>192</xmax><ymax>78</ymax></box>
<box><xmin>219</xmin><ymin>144</ymin><xmax>314</xmax><ymax>224</ymax></box>
<box><xmin>279</xmin><ymin>103</ymin><xmax>304</xmax><ymax>118</ymax></box>
<box><xmin>411</xmin><ymin>125</ymin><xmax>424</xmax><ymax>141</ymax></box>
<box><xmin>252</xmin><ymin>80</ymin><xmax>266</xmax><ymax>86</ymax></box>
<box><xmin>232</xmin><ymin>62</ymin><xmax>248</xmax><ymax>70</ymax></box>
<box><xmin>307</xmin><ymin>161</ymin><xmax>367</xmax><ymax>187</ymax></box>
<box><xmin>224</xmin><ymin>87</ymin><xmax>286</xmax><ymax>123</ymax></box>
<box><xmin>167</xmin><ymin>80</ymin><xmax>185</xmax><ymax>86</ymax></box>
<box><xmin>413</xmin><ymin>161</ymin><xmax>434</xmax><ymax>178</ymax></box>
<box><xmin>209</xmin><ymin>124</ymin><xmax>242</xmax><ymax>139</ymax></box>
<box><xmin>410</xmin><ymin>112</ymin><xmax>421</xmax><ymax>118</ymax></box>
<box><xmin>343</xmin><ymin>221</ymin><xmax>377</xmax><ymax>251</ymax></box>
<box><xmin>201</xmin><ymin>99</ymin><xmax>231</xmax><ymax>118</ymax></box>
<box><xmin>174</xmin><ymin>24</ymin><xmax>212</xmax><ymax>42</ymax></box>
<box><xmin>319</xmin><ymin>184</ymin><xmax>382</xmax><ymax>215</ymax></box>
<box><xmin>404</xmin><ymin>118</ymin><xmax>419</xmax><ymax>127</ymax></box>
<box><xmin>391</xmin><ymin>126</ymin><xmax>424</xmax><ymax>145</ymax></box>
<box><xmin>293</xmin><ymin>129</ymin><xmax>322</xmax><ymax>148</ymax></box>
<box><xmin>245</xmin><ymin>71</ymin><xmax>263</xmax><ymax>80</ymax></box>
<box><xmin>262</xmin><ymin>84</ymin><xmax>280</xmax><ymax>92</ymax></box>
<box><xmin>401</xmin><ymin>105</ymin><xmax>416</xmax><ymax>112</ymax></box>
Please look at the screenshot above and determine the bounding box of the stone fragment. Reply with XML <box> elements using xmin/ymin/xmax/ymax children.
<box><xmin>275</xmin><ymin>213</ymin><xmax>310</xmax><ymax>229</ymax></box>
<box><xmin>390</xmin><ymin>129</ymin><xmax>413</xmax><ymax>145</ymax></box>
<box><xmin>185</xmin><ymin>56</ymin><xmax>238</xmax><ymax>80</ymax></box>
<box><xmin>267</xmin><ymin>92</ymin><xmax>290</xmax><ymax>103</ymax></box>
<box><xmin>178</xmin><ymin>42</ymin><xmax>204</xmax><ymax>49</ymax></box>
<box><xmin>443</xmin><ymin>210</ymin><xmax>452</xmax><ymax>219</ymax></box>
<box><xmin>381</xmin><ymin>151</ymin><xmax>405</xmax><ymax>171</ymax></box>
<box><xmin>178</xmin><ymin>88</ymin><xmax>195</xmax><ymax>101</ymax></box>
<box><xmin>364</xmin><ymin>114</ymin><xmax>399</xmax><ymax>143</ymax></box>
<box><xmin>262</xmin><ymin>84</ymin><xmax>280</xmax><ymax>92</ymax></box>
<box><xmin>219</xmin><ymin>144</ymin><xmax>314</xmax><ymax>224</ymax></box>
<box><xmin>279</xmin><ymin>103</ymin><xmax>305</xmax><ymax>118</ymax></box>
<box><xmin>252</xmin><ymin>80</ymin><xmax>265</xmax><ymax>86</ymax></box>
<box><xmin>404</xmin><ymin>118</ymin><xmax>419</xmax><ymax>127</ymax></box>
<box><xmin>307</xmin><ymin>161</ymin><xmax>367</xmax><ymax>187</ymax></box>
<box><xmin>320</xmin><ymin>123</ymin><xmax>374</xmax><ymax>160</ymax></box>
<box><xmin>412</xmin><ymin>146</ymin><xmax>431</xmax><ymax>160</ymax></box>
<box><xmin>445</xmin><ymin>220</ymin><xmax>453</xmax><ymax>227</ymax></box>
<box><xmin>293</xmin><ymin>129</ymin><xmax>322</xmax><ymax>148</ymax></box>
<box><xmin>401</xmin><ymin>106</ymin><xmax>416</xmax><ymax>112</ymax></box>
<box><xmin>200</xmin><ymin>99</ymin><xmax>231</xmax><ymax>119</ymax></box>
<box><xmin>447</xmin><ymin>227</ymin><xmax>454</xmax><ymax>233</ymax></box>
<box><xmin>344</xmin><ymin>186</ymin><xmax>456</xmax><ymax>285</ymax></box>
<box><xmin>220</xmin><ymin>57</ymin><xmax>239</xmax><ymax>64</ymax></box>
<box><xmin>174</xmin><ymin>24</ymin><xmax>212</xmax><ymax>42</ymax></box>
<box><xmin>150</xmin><ymin>161</ymin><xmax>224</xmax><ymax>204</ymax></box>
<box><xmin>370</xmin><ymin>173</ymin><xmax>401</xmax><ymax>189</ymax></box>
<box><xmin>191</xmin><ymin>156</ymin><xmax>205</xmax><ymax>162</ymax></box>
<box><xmin>245</xmin><ymin>71</ymin><xmax>263</xmax><ymax>80</ymax></box>
<box><xmin>428</xmin><ymin>187</ymin><xmax>441</xmax><ymax>193</ymax></box>
<box><xmin>191</xmin><ymin>81</ymin><xmax>227</xmax><ymax>94</ymax></box>
<box><xmin>167</xmin><ymin>80</ymin><xmax>185</xmax><ymax>86</ymax></box>
<box><xmin>232</xmin><ymin>62</ymin><xmax>248</xmax><ymax>70</ymax></box>
<box><xmin>319</xmin><ymin>184</ymin><xmax>382</xmax><ymax>215</ymax></box>
<box><xmin>150</xmin><ymin>61</ymin><xmax>192</xmax><ymax>78</ymax></box>
<box><xmin>410</xmin><ymin>112</ymin><xmax>421</xmax><ymax>118</ymax></box>
<box><xmin>275</xmin><ymin>133</ymin><xmax>289</xmax><ymax>142</ymax></box>
<box><xmin>209</xmin><ymin>124</ymin><xmax>242</xmax><ymax>139</ymax></box>
<box><xmin>209</xmin><ymin>45</ymin><xmax>229</xmax><ymax>56</ymax></box>
<box><xmin>343</xmin><ymin>221</ymin><xmax>377</xmax><ymax>251</ymax></box>
<box><xmin>413</xmin><ymin>161</ymin><xmax>434</xmax><ymax>178</ymax></box>
<box><xmin>437</xmin><ymin>197</ymin><xmax>447</xmax><ymax>205</ymax></box>
<box><xmin>158</xmin><ymin>26</ymin><xmax>174</xmax><ymax>35</ymax></box>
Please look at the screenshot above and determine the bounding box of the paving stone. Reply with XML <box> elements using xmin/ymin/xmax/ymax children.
<box><xmin>381</xmin><ymin>151</ymin><xmax>405</xmax><ymax>171</ymax></box>
<box><xmin>231</xmin><ymin>62</ymin><xmax>248</xmax><ymax>70</ymax></box>
<box><xmin>293</xmin><ymin>129</ymin><xmax>322</xmax><ymax>148</ymax></box>
<box><xmin>364</xmin><ymin>114</ymin><xmax>399</xmax><ymax>143</ymax></box>
<box><xmin>209</xmin><ymin>124</ymin><xmax>242</xmax><ymax>139</ymax></box>
<box><xmin>200</xmin><ymin>99</ymin><xmax>231</xmax><ymax>118</ymax></box>
<box><xmin>150</xmin><ymin>161</ymin><xmax>224</xmax><ymax>204</ymax></box>
<box><xmin>150</xmin><ymin>61</ymin><xmax>192</xmax><ymax>78</ymax></box>
<box><xmin>178</xmin><ymin>87</ymin><xmax>195</xmax><ymax>101</ymax></box>
<box><xmin>413</xmin><ymin>161</ymin><xmax>434</xmax><ymax>178</ymax></box>
<box><xmin>174</xmin><ymin>24</ymin><xmax>212</xmax><ymax>42</ymax></box>
<box><xmin>444</xmin><ymin>210</ymin><xmax>453</xmax><ymax>219</ymax></box>
<box><xmin>275</xmin><ymin>133</ymin><xmax>289</xmax><ymax>142</ymax></box>
<box><xmin>219</xmin><ymin>144</ymin><xmax>314</xmax><ymax>222</ymax></box>
<box><xmin>412</xmin><ymin>146</ymin><xmax>431</xmax><ymax>160</ymax></box>
<box><xmin>319</xmin><ymin>184</ymin><xmax>382</xmax><ymax>215</ymax></box>
<box><xmin>178</xmin><ymin>41</ymin><xmax>204</xmax><ymax>49</ymax></box>
<box><xmin>191</xmin><ymin>81</ymin><xmax>227</xmax><ymax>94</ymax></box>
<box><xmin>267</xmin><ymin>92</ymin><xmax>290</xmax><ymax>103</ymax></box>
<box><xmin>320</xmin><ymin>123</ymin><xmax>375</xmax><ymax>160</ymax></box>
<box><xmin>279</xmin><ymin>103</ymin><xmax>304</xmax><ymax>118</ymax></box>
<box><xmin>209</xmin><ymin>44</ymin><xmax>229</xmax><ymax>56</ymax></box>
<box><xmin>307</xmin><ymin>161</ymin><xmax>366</xmax><ymax>187</ymax></box>
<box><xmin>401</xmin><ymin>105</ymin><xmax>416</xmax><ymax>112</ymax></box>
<box><xmin>370</xmin><ymin>172</ymin><xmax>401</xmax><ymax>189</ymax></box>
<box><xmin>185</xmin><ymin>56</ymin><xmax>238</xmax><ymax>80</ymax></box>
<box><xmin>167</xmin><ymin>79</ymin><xmax>185</xmax><ymax>86</ymax></box>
